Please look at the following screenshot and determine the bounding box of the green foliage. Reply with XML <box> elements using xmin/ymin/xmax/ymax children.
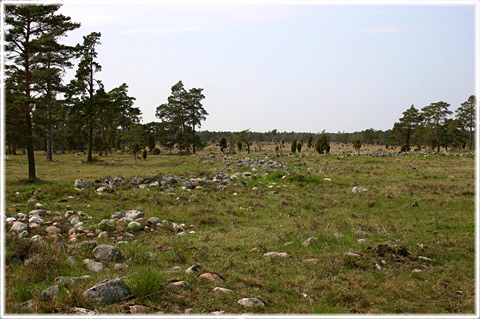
<box><xmin>353</xmin><ymin>139</ymin><xmax>361</xmax><ymax>151</ymax></box>
<box><xmin>291</xmin><ymin>140</ymin><xmax>297</xmax><ymax>153</ymax></box>
<box><xmin>131</xmin><ymin>143</ymin><xmax>141</xmax><ymax>159</ymax></box>
<box><xmin>297</xmin><ymin>142</ymin><xmax>302</xmax><ymax>153</ymax></box>
<box><xmin>315</xmin><ymin>134</ymin><xmax>330</xmax><ymax>154</ymax></box>
<box><xmin>237</xmin><ymin>141</ymin><xmax>243</xmax><ymax>151</ymax></box>
<box><xmin>128</xmin><ymin>266</ymin><xmax>165</xmax><ymax>299</ymax></box>
<box><xmin>219</xmin><ymin>138</ymin><xmax>227</xmax><ymax>153</ymax></box>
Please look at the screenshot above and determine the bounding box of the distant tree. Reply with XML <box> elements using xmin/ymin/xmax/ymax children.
<box><xmin>131</xmin><ymin>143</ymin><xmax>141</xmax><ymax>160</ymax></box>
<box><xmin>186</xmin><ymin>87</ymin><xmax>207</xmax><ymax>154</ymax></box>
<box><xmin>291</xmin><ymin>140</ymin><xmax>297</xmax><ymax>153</ymax></box>
<box><xmin>392</xmin><ymin>105</ymin><xmax>423</xmax><ymax>151</ymax></box>
<box><xmin>307</xmin><ymin>135</ymin><xmax>313</xmax><ymax>149</ymax></box>
<box><xmin>70</xmin><ymin>32</ymin><xmax>102</xmax><ymax>162</ymax></box>
<box><xmin>219</xmin><ymin>138</ymin><xmax>227</xmax><ymax>153</ymax></box>
<box><xmin>236</xmin><ymin>130</ymin><xmax>252</xmax><ymax>154</ymax></box>
<box><xmin>421</xmin><ymin>101</ymin><xmax>452</xmax><ymax>152</ymax></box>
<box><xmin>353</xmin><ymin>139</ymin><xmax>362</xmax><ymax>151</ymax></box>
<box><xmin>456</xmin><ymin>95</ymin><xmax>476</xmax><ymax>150</ymax></box>
<box><xmin>315</xmin><ymin>134</ymin><xmax>330</xmax><ymax>154</ymax></box>
<box><xmin>297</xmin><ymin>142</ymin><xmax>302</xmax><ymax>153</ymax></box>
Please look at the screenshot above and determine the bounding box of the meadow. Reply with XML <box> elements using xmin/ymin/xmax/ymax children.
<box><xmin>3</xmin><ymin>145</ymin><xmax>476</xmax><ymax>314</ymax></box>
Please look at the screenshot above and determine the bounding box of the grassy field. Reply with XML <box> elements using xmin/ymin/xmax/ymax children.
<box><xmin>3</xmin><ymin>146</ymin><xmax>476</xmax><ymax>314</ymax></box>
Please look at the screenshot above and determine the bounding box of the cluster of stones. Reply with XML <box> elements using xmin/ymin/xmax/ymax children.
<box><xmin>222</xmin><ymin>156</ymin><xmax>286</xmax><ymax>170</ymax></box>
<box><xmin>339</xmin><ymin>151</ymin><xmax>474</xmax><ymax>157</ymax></box>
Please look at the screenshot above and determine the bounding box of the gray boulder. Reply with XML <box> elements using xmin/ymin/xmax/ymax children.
<box><xmin>84</xmin><ymin>259</ymin><xmax>104</xmax><ymax>272</ymax></box>
<box><xmin>42</xmin><ymin>285</ymin><xmax>59</xmax><ymax>301</ymax></box>
<box><xmin>126</xmin><ymin>210</ymin><xmax>144</xmax><ymax>219</ymax></box>
<box><xmin>74</xmin><ymin>179</ymin><xmax>89</xmax><ymax>189</ymax></box>
<box><xmin>83</xmin><ymin>278</ymin><xmax>130</xmax><ymax>304</ymax></box>
<box><xmin>237</xmin><ymin>297</ymin><xmax>265</xmax><ymax>307</ymax></box>
<box><xmin>10</xmin><ymin>221</ymin><xmax>28</xmax><ymax>233</ymax></box>
<box><xmin>127</xmin><ymin>221</ymin><xmax>142</xmax><ymax>232</ymax></box>
<box><xmin>93</xmin><ymin>245</ymin><xmax>121</xmax><ymax>262</ymax></box>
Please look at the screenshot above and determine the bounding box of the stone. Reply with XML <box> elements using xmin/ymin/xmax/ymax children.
<box><xmin>42</xmin><ymin>285</ymin><xmax>60</xmax><ymax>301</ymax></box>
<box><xmin>185</xmin><ymin>264</ymin><xmax>202</xmax><ymax>274</ymax></box>
<box><xmin>74</xmin><ymin>179</ymin><xmax>89</xmax><ymax>189</ymax></box>
<box><xmin>302</xmin><ymin>237</ymin><xmax>318</xmax><ymax>247</ymax></box>
<box><xmin>130</xmin><ymin>176</ymin><xmax>144</xmax><ymax>186</ymax></box>
<box><xmin>199</xmin><ymin>272</ymin><xmax>224</xmax><ymax>283</ymax></box>
<box><xmin>213</xmin><ymin>287</ymin><xmax>232</xmax><ymax>294</ymax></box>
<box><xmin>28</xmin><ymin>216</ymin><xmax>44</xmax><ymax>224</ymax></box>
<box><xmin>84</xmin><ymin>259</ymin><xmax>104</xmax><ymax>272</ymax></box>
<box><xmin>98</xmin><ymin>219</ymin><xmax>116</xmax><ymax>231</ymax></box>
<box><xmin>135</xmin><ymin>218</ymin><xmax>147</xmax><ymax>226</ymax></box>
<box><xmin>130</xmin><ymin>305</ymin><xmax>148</xmax><ymax>313</ymax></box>
<box><xmin>112</xmin><ymin>211</ymin><xmax>126</xmax><ymax>219</ymax></box>
<box><xmin>345</xmin><ymin>252</ymin><xmax>361</xmax><ymax>258</ymax></box>
<box><xmin>119</xmin><ymin>217</ymin><xmax>133</xmax><ymax>224</ymax></box>
<box><xmin>83</xmin><ymin>278</ymin><xmax>130</xmax><ymax>304</ymax></box>
<box><xmin>70</xmin><ymin>217</ymin><xmax>80</xmax><ymax>225</ymax></box>
<box><xmin>68</xmin><ymin>307</ymin><xmax>98</xmax><ymax>315</ymax></box>
<box><xmin>352</xmin><ymin>186</ymin><xmax>368</xmax><ymax>193</ymax></box>
<box><xmin>166</xmin><ymin>280</ymin><xmax>191</xmax><ymax>290</ymax></box>
<box><xmin>45</xmin><ymin>225</ymin><xmax>62</xmax><ymax>235</ymax></box>
<box><xmin>126</xmin><ymin>210</ymin><xmax>144</xmax><ymax>219</ymax></box>
<box><xmin>165</xmin><ymin>188</ymin><xmax>175</xmax><ymax>193</ymax></box>
<box><xmin>333</xmin><ymin>232</ymin><xmax>344</xmax><ymax>238</ymax></box>
<box><xmin>172</xmin><ymin>222</ymin><xmax>184</xmax><ymax>232</ymax></box>
<box><xmin>10</xmin><ymin>221</ymin><xmax>28</xmax><ymax>233</ymax></box>
<box><xmin>98</xmin><ymin>231</ymin><xmax>108</xmax><ymax>238</ymax></box>
<box><xmin>19</xmin><ymin>230</ymin><xmax>29</xmax><ymax>238</ymax></box>
<box><xmin>13</xmin><ymin>300</ymin><xmax>34</xmax><ymax>311</ymax></box>
<box><xmin>127</xmin><ymin>221</ymin><xmax>142</xmax><ymax>232</ymax></box>
<box><xmin>147</xmin><ymin>217</ymin><xmax>160</xmax><ymax>226</ymax></box>
<box><xmin>55</xmin><ymin>275</ymin><xmax>91</xmax><ymax>285</ymax></box>
<box><xmin>93</xmin><ymin>245</ymin><xmax>121</xmax><ymax>262</ymax></box>
<box><xmin>5</xmin><ymin>217</ymin><xmax>16</xmax><ymax>223</ymax></box>
<box><xmin>237</xmin><ymin>297</ymin><xmax>265</xmax><ymax>307</ymax></box>
<box><xmin>30</xmin><ymin>234</ymin><xmax>43</xmax><ymax>243</ymax></box>
<box><xmin>29</xmin><ymin>209</ymin><xmax>47</xmax><ymax>217</ymax></box>
<box><xmin>263</xmin><ymin>252</ymin><xmax>289</xmax><ymax>258</ymax></box>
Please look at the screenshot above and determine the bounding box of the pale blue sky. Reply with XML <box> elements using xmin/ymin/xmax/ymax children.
<box><xmin>58</xmin><ymin>2</ymin><xmax>476</xmax><ymax>133</ymax></box>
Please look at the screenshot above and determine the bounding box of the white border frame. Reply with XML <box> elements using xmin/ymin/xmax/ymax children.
<box><xmin>0</xmin><ymin>0</ymin><xmax>478</xmax><ymax>318</ymax></box>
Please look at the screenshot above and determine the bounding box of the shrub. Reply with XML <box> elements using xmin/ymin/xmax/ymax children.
<box><xmin>353</xmin><ymin>139</ymin><xmax>361</xmax><ymax>151</ymax></box>
<box><xmin>297</xmin><ymin>142</ymin><xmax>302</xmax><ymax>153</ymax></box>
<box><xmin>219</xmin><ymin>138</ymin><xmax>227</xmax><ymax>153</ymax></box>
<box><xmin>275</xmin><ymin>145</ymin><xmax>279</xmax><ymax>153</ymax></box>
<box><xmin>400</xmin><ymin>144</ymin><xmax>410</xmax><ymax>152</ymax></box>
<box><xmin>152</xmin><ymin>148</ymin><xmax>161</xmax><ymax>155</ymax></box>
<box><xmin>237</xmin><ymin>141</ymin><xmax>243</xmax><ymax>151</ymax></box>
<box><xmin>315</xmin><ymin>134</ymin><xmax>330</xmax><ymax>154</ymax></box>
<box><xmin>291</xmin><ymin>140</ymin><xmax>297</xmax><ymax>153</ymax></box>
<box><xmin>131</xmin><ymin>143</ymin><xmax>141</xmax><ymax>159</ymax></box>
<box><xmin>142</xmin><ymin>149</ymin><xmax>147</xmax><ymax>160</ymax></box>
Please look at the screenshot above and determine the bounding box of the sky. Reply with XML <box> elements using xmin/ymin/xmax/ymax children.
<box><xmin>56</xmin><ymin>1</ymin><xmax>477</xmax><ymax>133</ymax></box>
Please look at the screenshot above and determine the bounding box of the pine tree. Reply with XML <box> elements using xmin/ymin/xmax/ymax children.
<box><xmin>456</xmin><ymin>95</ymin><xmax>476</xmax><ymax>150</ymax></box>
<box><xmin>5</xmin><ymin>4</ymin><xmax>78</xmax><ymax>179</ymax></box>
<box><xmin>421</xmin><ymin>101</ymin><xmax>452</xmax><ymax>152</ymax></box>
<box><xmin>392</xmin><ymin>105</ymin><xmax>422</xmax><ymax>151</ymax></box>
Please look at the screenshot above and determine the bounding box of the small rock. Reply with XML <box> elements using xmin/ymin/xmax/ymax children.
<box><xmin>185</xmin><ymin>264</ymin><xmax>202</xmax><ymax>274</ymax></box>
<box><xmin>130</xmin><ymin>305</ymin><xmax>148</xmax><ymax>313</ymax></box>
<box><xmin>68</xmin><ymin>307</ymin><xmax>98</xmax><ymax>315</ymax></box>
<box><xmin>98</xmin><ymin>231</ymin><xmax>108</xmax><ymax>238</ymax></box>
<box><xmin>263</xmin><ymin>252</ymin><xmax>289</xmax><ymax>258</ymax></box>
<box><xmin>93</xmin><ymin>245</ymin><xmax>121</xmax><ymax>262</ymax></box>
<box><xmin>67</xmin><ymin>256</ymin><xmax>77</xmax><ymax>267</ymax></box>
<box><xmin>333</xmin><ymin>232</ymin><xmax>344</xmax><ymax>238</ymax></box>
<box><xmin>10</xmin><ymin>221</ymin><xmax>28</xmax><ymax>233</ymax></box>
<box><xmin>126</xmin><ymin>210</ymin><xmax>144</xmax><ymax>219</ymax></box>
<box><xmin>45</xmin><ymin>225</ymin><xmax>62</xmax><ymax>236</ymax></box>
<box><xmin>70</xmin><ymin>217</ymin><xmax>81</xmax><ymax>225</ymax></box>
<box><xmin>345</xmin><ymin>252</ymin><xmax>361</xmax><ymax>258</ymax></box>
<box><xmin>166</xmin><ymin>280</ymin><xmax>191</xmax><ymax>290</ymax></box>
<box><xmin>352</xmin><ymin>186</ymin><xmax>368</xmax><ymax>193</ymax></box>
<box><xmin>84</xmin><ymin>259</ymin><xmax>104</xmax><ymax>272</ymax></box>
<box><xmin>127</xmin><ymin>221</ymin><xmax>142</xmax><ymax>232</ymax></box>
<box><xmin>74</xmin><ymin>179</ymin><xmax>89</xmax><ymax>189</ymax></box>
<box><xmin>42</xmin><ymin>285</ymin><xmax>60</xmax><ymax>301</ymax></box>
<box><xmin>112</xmin><ymin>211</ymin><xmax>126</xmax><ymax>219</ymax></box>
<box><xmin>357</xmin><ymin>239</ymin><xmax>367</xmax><ymax>243</ymax></box>
<box><xmin>184</xmin><ymin>308</ymin><xmax>194</xmax><ymax>314</ymax></box>
<box><xmin>13</xmin><ymin>300</ymin><xmax>34</xmax><ymax>311</ymax></box>
<box><xmin>213</xmin><ymin>287</ymin><xmax>232</xmax><ymax>294</ymax></box>
<box><xmin>237</xmin><ymin>297</ymin><xmax>265</xmax><ymax>307</ymax></box>
<box><xmin>83</xmin><ymin>278</ymin><xmax>131</xmax><ymax>304</ymax></box>
<box><xmin>29</xmin><ymin>210</ymin><xmax>47</xmax><ymax>217</ymax></box>
<box><xmin>147</xmin><ymin>217</ymin><xmax>160</xmax><ymax>225</ymax></box>
<box><xmin>28</xmin><ymin>216</ymin><xmax>44</xmax><ymax>224</ymax></box>
<box><xmin>30</xmin><ymin>234</ymin><xmax>43</xmax><ymax>243</ymax></box>
<box><xmin>199</xmin><ymin>272</ymin><xmax>224</xmax><ymax>283</ymax></box>
<box><xmin>302</xmin><ymin>237</ymin><xmax>318</xmax><ymax>247</ymax></box>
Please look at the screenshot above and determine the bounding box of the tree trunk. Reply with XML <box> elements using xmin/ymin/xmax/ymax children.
<box><xmin>192</xmin><ymin>125</ymin><xmax>196</xmax><ymax>154</ymax></box>
<box><xmin>87</xmin><ymin>123</ymin><xmax>93</xmax><ymax>162</ymax></box>
<box><xmin>469</xmin><ymin>127</ymin><xmax>473</xmax><ymax>150</ymax></box>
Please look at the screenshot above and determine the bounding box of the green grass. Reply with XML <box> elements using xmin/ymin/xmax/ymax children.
<box><xmin>3</xmin><ymin>150</ymin><xmax>475</xmax><ymax>314</ymax></box>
